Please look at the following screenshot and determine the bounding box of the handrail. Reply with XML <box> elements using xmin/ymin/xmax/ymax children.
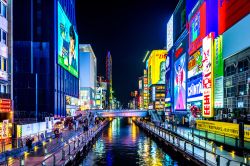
<box><xmin>136</xmin><ymin>121</ymin><xmax>248</xmax><ymax>166</ymax></box>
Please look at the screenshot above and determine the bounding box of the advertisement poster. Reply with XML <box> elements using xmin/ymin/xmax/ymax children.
<box><xmin>214</xmin><ymin>35</ymin><xmax>224</xmax><ymax>108</ymax></box>
<box><xmin>174</xmin><ymin>54</ymin><xmax>186</xmax><ymax>110</ymax></box>
<box><xmin>58</xmin><ymin>2</ymin><xmax>79</xmax><ymax>77</ymax></box>
<box><xmin>188</xmin><ymin>48</ymin><xmax>203</xmax><ymax>78</ymax></box>
<box><xmin>2</xmin><ymin>120</ymin><xmax>8</xmax><ymax>138</ymax></box>
<box><xmin>167</xmin><ymin>15</ymin><xmax>173</xmax><ymax>51</ymax></box>
<box><xmin>187</xmin><ymin>101</ymin><xmax>202</xmax><ymax>126</ymax></box>
<box><xmin>188</xmin><ymin>2</ymin><xmax>206</xmax><ymax>55</ymax></box>
<box><xmin>165</xmin><ymin>55</ymin><xmax>171</xmax><ymax>103</ymax></box>
<box><xmin>148</xmin><ymin>50</ymin><xmax>167</xmax><ymax>86</ymax></box>
<box><xmin>202</xmin><ymin>33</ymin><xmax>214</xmax><ymax>117</ymax></box>
<box><xmin>187</xmin><ymin>76</ymin><xmax>203</xmax><ymax>101</ymax></box>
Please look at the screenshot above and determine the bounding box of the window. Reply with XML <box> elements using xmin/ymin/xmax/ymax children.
<box><xmin>2</xmin><ymin>30</ymin><xmax>7</xmax><ymax>45</ymax></box>
<box><xmin>1</xmin><ymin>3</ymin><xmax>7</xmax><ymax>18</ymax></box>
<box><xmin>3</xmin><ymin>58</ymin><xmax>7</xmax><ymax>72</ymax></box>
<box><xmin>238</xmin><ymin>84</ymin><xmax>247</xmax><ymax>96</ymax></box>
<box><xmin>226</xmin><ymin>86</ymin><xmax>236</xmax><ymax>97</ymax></box>
<box><xmin>238</xmin><ymin>59</ymin><xmax>248</xmax><ymax>72</ymax></box>
<box><xmin>226</xmin><ymin>65</ymin><xmax>236</xmax><ymax>76</ymax></box>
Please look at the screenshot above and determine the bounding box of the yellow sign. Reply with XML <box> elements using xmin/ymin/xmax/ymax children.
<box><xmin>196</xmin><ymin>120</ymin><xmax>250</xmax><ymax>141</ymax></box>
<box><xmin>148</xmin><ymin>50</ymin><xmax>167</xmax><ymax>85</ymax></box>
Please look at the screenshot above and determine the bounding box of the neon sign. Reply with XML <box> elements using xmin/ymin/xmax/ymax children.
<box><xmin>202</xmin><ymin>33</ymin><xmax>214</xmax><ymax>118</ymax></box>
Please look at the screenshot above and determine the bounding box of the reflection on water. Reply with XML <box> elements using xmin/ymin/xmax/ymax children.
<box><xmin>80</xmin><ymin>118</ymin><xmax>178</xmax><ymax>166</ymax></box>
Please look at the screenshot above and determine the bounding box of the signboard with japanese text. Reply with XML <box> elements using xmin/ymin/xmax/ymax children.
<box><xmin>202</xmin><ymin>33</ymin><xmax>214</xmax><ymax>117</ymax></box>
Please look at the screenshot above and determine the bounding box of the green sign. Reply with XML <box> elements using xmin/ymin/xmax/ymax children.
<box><xmin>214</xmin><ymin>35</ymin><xmax>223</xmax><ymax>78</ymax></box>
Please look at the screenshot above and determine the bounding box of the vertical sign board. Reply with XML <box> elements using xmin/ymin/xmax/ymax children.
<box><xmin>214</xmin><ymin>35</ymin><xmax>224</xmax><ymax>108</ymax></box>
<box><xmin>202</xmin><ymin>33</ymin><xmax>214</xmax><ymax>118</ymax></box>
<box><xmin>2</xmin><ymin>120</ymin><xmax>8</xmax><ymax>138</ymax></box>
<box><xmin>167</xmin><ymin>15</ymin><xmax>174</xmax><ymax>52</ymax></box>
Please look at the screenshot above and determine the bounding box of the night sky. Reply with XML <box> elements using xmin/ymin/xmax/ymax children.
<box><xmin>76</xmin><ymin>0</ymin><xmax>179</xmax><ymax>106</ymax></box>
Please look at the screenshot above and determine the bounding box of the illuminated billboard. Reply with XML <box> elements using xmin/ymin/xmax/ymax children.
<box><xmin>174</xmin><ymin>54</ymin><xmax>186</xmax><ymax>110</ymax></box>
<box><xmin>214</xmin><ymin>35</ymin><xmax>224</xmax><ymax>108</ymax></box>
<box><xmin>202</xmin><ymin>33</ymin><xmax>214</xmax><ymax>118</ymax></box>
<box><xmin>187</xmin><ymin>76</ymin><xmax>203</xmax><ymax>101</ymax></box>
<box><xmin>188</xmin><ymin>2</ymin><xmax>206</xmax><ymax>55</ymax></box>
<box><xmin>166</xmin><ymin>15</ymin><xmax>173</xmax><ymax>51</ymax></box>
<box><xmin>165</xmin><ymin>52</ymin><xmax>171</xmax><ymax>103</ymax></box>
<box><xmin>58</xmin><ymin>2</ymin><xmax>79</xmax><ymax>77</ymax></box>
<box><xmin>148</xmin><ymin>50</ymin><xmax>167</xmax><ymax>86</ymax></box>
<box><xmin>188</xmin><ymin>48</ymin><xmax>203</xmax><ymax>78</ymax></box>
<box><xmin>218</xmin><ymin>0</ymin><xmax>250</xmax><ymax>35</ymax></box>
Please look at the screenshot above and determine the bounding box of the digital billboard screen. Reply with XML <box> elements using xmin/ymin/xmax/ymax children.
<box><xmin>188</xmin><ymin>48</ymin><xmax>203</xmax><ymax>78</ymax></box>
<box><xmin>148</xmin><ymin>50</ymin><xmax>167</xmax><ymax>86</ymax></box>
<box><xmin>174</xmin><ymin>54</ymin><xmax>186</xmax><ymax>110</ymax></box>
<box><xmin>165</xmin><ymin>53</ymin><xmax>171</xmax><ymax>103</ymax></box>
<box><xmin>58</xmin><ymin>2</ymin><xmax>79</xmax><ymax>78</ymax></box>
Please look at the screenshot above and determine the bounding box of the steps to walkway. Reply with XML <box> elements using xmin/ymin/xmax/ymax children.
<box><xmin>135</xmin><ymin>121</ymin><xmax>249</xmax><ymax>166</ymax></box>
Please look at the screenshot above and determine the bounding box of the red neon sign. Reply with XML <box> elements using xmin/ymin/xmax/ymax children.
<box><xmin>218</xmin><ymin>0</ymin><xmax>250</xmax><ymax>35</ymax></box>
<box><xmin>188</xmin><ymin>2</ymin><xmax>207</xmax><ymax>55</ymax></box>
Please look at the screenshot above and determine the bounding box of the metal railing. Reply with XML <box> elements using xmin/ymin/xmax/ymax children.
<box><xmin>136</xmin><ymin>121</ymin><xmax>248</xmax><ymax>166</ymax></box>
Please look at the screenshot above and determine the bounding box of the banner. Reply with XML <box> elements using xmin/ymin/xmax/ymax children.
<box><xmin>2</xmin><ymin>120</ymin><xmax>8</xmax><ymax>138</ymax></box>
<box><xmin>197</xmin><ymin>120</ymin><xmax>250</xmax><ymax>141</ymax></box>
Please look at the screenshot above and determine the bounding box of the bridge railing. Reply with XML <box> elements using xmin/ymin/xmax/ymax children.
<box><xmin>136</xmin><ymin>121</ymin><xmax>249</xmax><ymax>166</ymax></box>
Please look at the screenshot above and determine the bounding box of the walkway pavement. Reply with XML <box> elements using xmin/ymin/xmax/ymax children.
<box><xmin>1</xmin><ymin>121</ymin><xmax>107</xmax><ymax>166</ymax></box>
<box><xmin>139</xmin><ymin>121</ymin><xmax>249</xmax><ymax>166</ymax></box>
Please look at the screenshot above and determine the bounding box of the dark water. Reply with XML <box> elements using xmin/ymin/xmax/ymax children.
<box><xmin>79</xmin><ymin>118</ymin><xmax>179</xmax><ymax>166</ymax></box>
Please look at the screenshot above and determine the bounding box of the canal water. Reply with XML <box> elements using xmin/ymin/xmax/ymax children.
<box><xmin>79</xmin><ymin>118</ymin><xmax>179</xmax><ymax>166</ymax></box>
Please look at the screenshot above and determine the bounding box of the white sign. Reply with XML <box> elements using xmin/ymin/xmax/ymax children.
<box><xmin>214</xmin><ymin>77</ymin><xmax>224</xmax><ymax>108</ymax></box>
<box><xmin>166</xmin><ymin>15</ymin><xmax>173</xmax><ymax>51</ymax></box>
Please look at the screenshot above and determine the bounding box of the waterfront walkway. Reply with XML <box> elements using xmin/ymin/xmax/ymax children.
<box><xmin>0</xmin><ymin>121</ymin><xmax>108</xmax><ymax>166</ymax></box>
<box><xmin>136</xmin><ymin>121</ymin><xmax>249</xmax><ymax>166</ymax></box>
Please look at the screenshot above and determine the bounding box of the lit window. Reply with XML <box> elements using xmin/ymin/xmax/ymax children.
<box><xmin>2</xmin><ymin>31</ymin><xmax>7</xmax><ymax>45</ymax></box>
<box><xmin>1</xmin><ymin>3</ymin><xmax>7</xmax><ymax>18</ymax></box>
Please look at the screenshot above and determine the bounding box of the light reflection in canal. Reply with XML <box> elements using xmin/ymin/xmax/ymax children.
<box><xmin>80</xmin><ymin>118</ymin><xmax>179</xmax><ymax>166</ymax></box>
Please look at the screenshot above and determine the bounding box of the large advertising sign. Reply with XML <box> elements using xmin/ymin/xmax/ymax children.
<box><xmin>174</xmin><ymin>54</ymin><xmax>186</xmax><ymax>110</ymax></box>
<box><xmin>188</xmin><ymin>48</ymin><xmax>203</xmax><ymax>78</ymax></box>
<box><xmin>166</xmin><ymin>15</ymin><xmax>173</xmax><ymax>52</ymax></box>
<box><xmin>165</xmin><ymin>54</ymin><xmax>171</xmax><ymax>103</ymax></box>
<box><xmin>214</xmin><ymin>35</ymin><xmax>224</xmax><ymax>108</ymax></box>
<box><xmin>188</xmin><ymin>2</ymin><xmax>206</xmax><ymax>55</ymax></box>
<box><xmin>0</xmin><ymin>99</ymin><xmax>11</xmax><ymax>113</ymax></box>
<box><xmin>202</xmin><ymin>33</ymin><xmax>214</xmax><ymax>118</ymax></box>
<box><xmin>148</xmin><ymin>50</ymin><xmax>167</xmax><ymax>86</ymax></box>
<box><xmin>187</xmin><ymin>76</ymin><xmax>203</xmax><ymax>101</ymax></box>
<box><xmin>58</xmin><ymin>2</ymin><xmax>79</xmax><ymax>78</ymax></box>
<box><xmin>197</xmin><ymin>120</ymin><xmax>250</xmax><ymax>141</ymax></box>
<box><xmin>218</xmin><ymin>0</ymin><xmax>250</xmax><ymax>35</ymax></box>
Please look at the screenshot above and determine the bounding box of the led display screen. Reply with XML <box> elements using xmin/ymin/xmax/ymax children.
<box><xmin>188</xmin><ymin>2</ymin><xmax>206</xmax><ymax>55</ymax></box>
<box><xmin>165</xmin><ymin>52</ymin><xmax>171</xmax><ymax>103</ymax></box>
<box><xmin>174</xmin><ymin>54</ymin><xmax>186</xmax><ymax>110</ymax></box>
<box><xmin>148</xmin><ymin>50</ymin><xmax>167</xmax><ymax>86</ymax></box>
<box><xmin>188</xmin><ymin>48</ymin><xmax>203</xmax><ymax>78</ymax></box>
<box><xmin>58</xmin><ymin>2</ymin><xmax>79</xmax><ymax>77</ymax></box>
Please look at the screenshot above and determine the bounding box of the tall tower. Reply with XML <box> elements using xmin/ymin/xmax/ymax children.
<box><xmin>106</xmin><ymin>51</ymin><xmax>113</xmax><ymax>109</ymax></box>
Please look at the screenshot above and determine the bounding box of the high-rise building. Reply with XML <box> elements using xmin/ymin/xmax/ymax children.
<box><xmin>13</xmin><ymin>0</ymin><xmax>79</xmax><ymax>122</ymax></box>
<box><xmin>106</xmin><ymin>51</ymin><xmax>113</xmax><ymax>109</ymax></box>
<box><xmin>79</xmin><ymin>44</ymin><xmax>97</xmax><ymax>110</ymax></box>
<box><xmin>0</xmin><ymin>0</ymin><xmax>13</xmax><ymax>140</ymax></box>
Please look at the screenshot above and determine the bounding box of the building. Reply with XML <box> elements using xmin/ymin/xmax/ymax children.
<box><xmin>138</xmin><ymin>76</ymin><xmax>144</xmax><ymax>109</ymax></box>
<box><xmin>106</xmin><ymin>51</ymin><xmax>113</xmax><ymax>109</ymax></box>
<box><xmin>217</xmin><ymin>1</ymin><xmax>250</xmax><ymax>123</ymax></box>
<box><xmin>0</xmin><ymin>0</ymin><xmax>13</xmax><ymax>140</ymax></box>
<box><xmin>79</xmin><ymin>44</ymin><xmax>97</xmax><ymax>110</ymax></box>
<box><xmin>13</xmin><ymin>0</ymin><xmax>79</xmax><ymax>123</ymax></box>
<box><xmin>147</xmin><ymin>50</ymin><xmax>166</xmax><ymax>110</ymax></box>
<box><xmin>95</xmin><ymin>76</ymin><xmax>107</xmax><ymax>109</ymax></box>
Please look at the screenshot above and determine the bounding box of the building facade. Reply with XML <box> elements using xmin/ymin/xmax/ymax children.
<box><xmin>0</xmin><ymin>0</ymin><xmax>12</xmax><ymax>140</ymax></box>
<box><xmin>79</xmin><ymin>44</ymin><xmax>97</xmax><ymax>110</ymax></box>
<box><xmin>13</xmin><ymin>0</ymin><xmax>79</xmax><ymax>123</ymax></box>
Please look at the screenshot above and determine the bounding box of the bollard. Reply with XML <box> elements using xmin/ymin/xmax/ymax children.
<box><xmin>20</xmin><ymin>155</ymin><xmax>25</xmax><ymax>166</ymax></box>
<box><xmin>53</xmin><ymin>154</ymin><xmax>56</xmax><ymax>166</ymax></box>
<box><xmin>216</xmin><ymin>155</ymin><xmax>220</xmax><ymax>166</ymax></box>
<box><xmin>61</xmin><ymin>149</ymin><xmax>65</xmax><ymax>160</ymax></box>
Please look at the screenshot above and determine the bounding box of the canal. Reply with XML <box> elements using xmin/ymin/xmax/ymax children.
<box><xmin>79</xmin><ymin>118</ymin><xmax>181</xmax><ymax>166</ymax></box>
